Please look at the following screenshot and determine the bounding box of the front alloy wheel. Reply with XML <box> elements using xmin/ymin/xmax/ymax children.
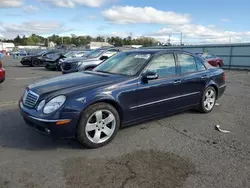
<box><xmin>77</xmin><ymin>103</ymin><xmax>120</xmax><ymax>148</ymax></box>
<box><xmin>86</xmin><ymin>110</ymin><xmax>116</xmax><ymax>144</ymax></box>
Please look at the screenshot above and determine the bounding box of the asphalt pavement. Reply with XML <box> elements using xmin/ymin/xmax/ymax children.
<box><xmin>0</xmin><ymin>56</ymin><xmax>250</xmax><ymax>188</ymax></box>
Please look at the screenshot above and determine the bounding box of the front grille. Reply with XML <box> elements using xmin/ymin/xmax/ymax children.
<box><xmin>62</xmin><ymin>62</ymin><xmax>77</xmax><ymax>71</ymax></box>
<box><xmin>23</xmin><ymin>90</ymin><xmax>39</xmax><ymax>108</ymax></box>
<box><xmin>62</xmin><ymin>63</ymin><xmax>72</xmax><ymax>70</ymax></box>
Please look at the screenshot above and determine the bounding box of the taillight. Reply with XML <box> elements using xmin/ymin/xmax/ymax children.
<box><xmin>223</xmin><ymin>72</ymin><xmax>226</xmax><ymax>81</ymax></box>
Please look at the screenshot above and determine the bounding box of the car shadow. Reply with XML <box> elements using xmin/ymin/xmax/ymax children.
<box><xmin>0</xmin><ymin>107</ymin><xmax>83</xmax><ymax>150</ymax></box>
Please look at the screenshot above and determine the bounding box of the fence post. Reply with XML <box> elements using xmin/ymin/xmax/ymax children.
<box><xmin>228</xmin><ymin>45</ymin><xmax>233</xmax><ymax>70</ymax></box>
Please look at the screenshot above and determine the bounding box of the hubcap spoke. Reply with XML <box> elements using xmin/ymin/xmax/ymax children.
<box><xmin>86</xmin><ymin>123</ymin><xmax>97</xmax><ymax>132</ymax></box>
<box><xmin>102</xmin><ymin>126</ymin><xmax>113</xmax><ymax>136</ymax></box>
<box><xmin>208</xmin><ymin>90</ymin><xmax>214</xmax><ymax>98</ymax></box>
<box><xmin>95</xmin><ymin>111</ymin><xmax>103</xmax><ymax>123</ymax></box>
<box><xmin>204</xmin><ymin>89</ymin><xmax>215</xmax><ymax>110</ymax></box>
<box><xmin>93</xmin><ymin>130</ymin><xmax>101</xmax><ymax>143</ymax></box>
<box><xmin>104</xmin><ymin>114</ymin><xmax>115</xmax><ymax>125</ymax></box>
<box><xmin>86</xmin><ymin>109</ymin><xmax>116</xmax><ymax>144</ymax></box>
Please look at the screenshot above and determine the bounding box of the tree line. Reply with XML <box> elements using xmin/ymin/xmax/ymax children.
<box><xmin>1</xmin><ymin>34</ymin><xmax>161</xmax><ymax>47</ymax></box>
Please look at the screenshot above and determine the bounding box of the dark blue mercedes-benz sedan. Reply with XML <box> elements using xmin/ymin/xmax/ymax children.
<box><xmin>19</xmin><ymin>49</ymin><xmax>226</xmax><ymax>148</ymax></box>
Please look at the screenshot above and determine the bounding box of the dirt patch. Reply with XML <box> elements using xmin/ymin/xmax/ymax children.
<box><xmin>0</xmin><ymin>176</ymin><xmax>11</xmax><ymax>188</ymax></box>
<box><xmin>62</xmin><ymin>150</ymin><xmax>196</xmax><ymax>188</ymax></box>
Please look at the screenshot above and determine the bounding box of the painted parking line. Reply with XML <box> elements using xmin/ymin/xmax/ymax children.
<box><xmin>0</xmin><ymin>101</ymin><xmax>18</xmax><ymax>107</ymax></box>
<box><xmin>6</xmin><ymin>77</ymin><xmax>44</xmax><ymax>80</ymax></box>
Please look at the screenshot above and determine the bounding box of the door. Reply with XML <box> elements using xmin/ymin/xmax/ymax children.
<box><xmin>132</xmin><ymin>53</ymin><xmax>182</xmax><ymax>119</ymax></box>
<box><xmin>175</xmin><ymin>53</ymin><xmax>209</xmax><ymax>107</ymax></box>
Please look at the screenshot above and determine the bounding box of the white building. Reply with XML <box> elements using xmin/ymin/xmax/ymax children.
<box><xmin>86</xmin><ymin>42</ymin><xmax>113</xmax><ymax>50</ymax></box>
<box><xmin>0</xmin><ymin>42</ymin><xmax>15</xmax><ymax>51</ymax></box>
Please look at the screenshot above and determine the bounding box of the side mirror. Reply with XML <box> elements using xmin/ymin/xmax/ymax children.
<box><xmin>100</xmin><ymin>56</ymin><xmax>108</xmax><ymax>61</ymax></box>
<box><xmin>142</xmin><ymin>71</ymin><xmax>159</xmax><ymax>82</ymax></box>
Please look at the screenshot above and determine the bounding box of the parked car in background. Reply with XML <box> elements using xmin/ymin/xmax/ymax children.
<box><xmin>61</xmin><ymin>47</ymin><xmax>120</xmax><ymax>74</ymax></box>
<box><xmin>20</xmin><ymin>50</ymin><xmax>62</xmax><ymax>67</ymax></box>
<box><xmin>19</xmin><ymin>49</ymin><xmax>226</xmax><ymax>148</ymax></box>
<box><xmin>0</xmin><ymin>61</ymin><xmax>6</xmax><ymax>83</ymax></box>
<box><xmin>44</xmin><ymin>50</ymin><xmax>90</xmax><ymax>71</ymax></box>
<box><xmin>196</xmin><ymin>53</ymin><xmax>224</xmax><ymax>67</ymax></box>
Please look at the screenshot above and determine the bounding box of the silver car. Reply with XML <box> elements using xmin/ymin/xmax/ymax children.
<box><xmin>61</xmin><ymin>47</ymin><xmax>120</xmax><ymax>74</ymax></box>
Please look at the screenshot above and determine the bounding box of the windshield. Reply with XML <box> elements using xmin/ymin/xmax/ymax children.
<box><xmin>63</xmin><ymin>51</ymin><xmax>75</xmax><ymax>58</ymax></box>
<box><xmin>86</xmin><ymin>49</ymin><xmax>104</xmax><ymax>58</ymax></box>
<box><xmin>37</xmin><ymin>50</ymin><xmax>47</xmax><ymax>55</ymax></box>
<box><xmin>93</xmin><ymin>52</ymin><xmax>152</xmax><ymax>76</ymax></box>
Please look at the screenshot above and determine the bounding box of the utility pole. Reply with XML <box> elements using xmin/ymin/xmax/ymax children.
<box><xmin>47</xmin><ymin>38</ymin><xmax>49</xmax><ymax>47</ymax></box>
<box><xmin>168</xmin><ymin>34</ymin><xmax>171</xmax><ymax>45</ymax></box>
<box><xmin>180</xmin><ymin>32</ymin><xmax>183</xmax><ymax>46</ymax></box>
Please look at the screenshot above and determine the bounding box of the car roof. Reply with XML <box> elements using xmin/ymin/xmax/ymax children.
<box><xmin>120</xmin><ymin>48</ymin><xmax>196</xmax><ymax>55</ymax></box>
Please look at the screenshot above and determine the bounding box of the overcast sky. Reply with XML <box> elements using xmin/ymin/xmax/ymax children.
<box><xmin>0</xmin><ymin>0</ymin><xmax>250</xmax><ymax>44</ymax></box>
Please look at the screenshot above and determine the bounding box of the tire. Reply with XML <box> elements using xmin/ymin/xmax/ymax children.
<box><xmin>31</xmin><ymin>59</ymin><xmax>40</xmax><ymax>67</ymax></box>
<box><xmin>77</xmin><ymin>102</ymin><xmax>120</xmax><ymax>148</ymax></box>
<box><xmin>45</xmin><ymin>64</ymin><xmax>50</xmax><ymax>70</ymax></box>
<box><xmin>198</xmin><ymin>86</ymin><xmax>217</xmax><ymax>113</ymax></box>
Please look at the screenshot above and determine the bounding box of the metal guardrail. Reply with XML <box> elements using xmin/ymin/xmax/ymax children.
<box><xmin>142</xmin><ymin>44</ymin><xmax>250</xmax><ymax>70</ymax></box>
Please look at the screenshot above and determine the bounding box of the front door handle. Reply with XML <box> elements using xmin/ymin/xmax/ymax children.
<box><xmin>201</xmin><ymin>75</ymin><xmax>207</xmax><ymax>79</ymax></box>
<box><xmin>173</xmin><ymin>80</ymin><xmax>182</xmax><ymax>85</ymax></box>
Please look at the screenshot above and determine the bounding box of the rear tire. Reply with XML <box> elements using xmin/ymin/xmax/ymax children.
<box><xmin>76</xmin><ymin>103</ymin><xmax>120</xmax><ymax>148</ymax></box>
<box><xmin>198</xmin><ymin>86</ymin><xmax>217</xmax><ymax>113</ymax></box>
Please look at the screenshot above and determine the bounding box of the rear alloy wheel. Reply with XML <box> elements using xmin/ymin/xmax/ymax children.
<box><xmin>32</xmin><ymin>59</ymin><xmax>40</xmax><ymax>67</ymax></box>
<box><xmin>77</xmin><ymin>103</ymin><xmax>120</xmax><ymax>148</ymax></box>
<box><xmin>199</xmin><ymin>86</ymin><xmax>216</xmax><ymax>113</ymax></box>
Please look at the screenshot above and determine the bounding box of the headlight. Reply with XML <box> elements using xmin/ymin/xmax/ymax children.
<box><xmin>43</xmin><ymin>95</ymin><xmax>66</xmax><ymax>114</ymax></box>
<box><xmin>37</xmin><ymin>100</ymin><xmax>46</xmax><ymax>111</ymax></box>
<box><xmin>77</xmin><ymin>62</ymin><xmax>83</xmax><ymax>66</ymax></box>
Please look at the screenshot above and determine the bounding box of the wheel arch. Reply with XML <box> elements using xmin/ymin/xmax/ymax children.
<box><xmin>207</xmin><ymin>83</ymin><xmax>218</xmax><ymax>99</ymax></box>
<box><xmin>76</xmin><ymin>98</ymin><xmax>124</xmax><ymax>129</ymax></box>
<box><xmin>90</xmin><ymin>99</ymin><xmax>124</xmax><ymax>122</ymax></box>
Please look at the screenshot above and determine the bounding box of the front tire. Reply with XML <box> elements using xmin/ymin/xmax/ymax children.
<box><xmin>77</xmin><ymin>103</ymin><xmax>120</xmax><ymax>148</ymax></box>
<box><xmin>32</xmin><ymin>59</ymin><xmax>40</xmax><ymax>67</ymax></box>
<box><xmin>198</xmin><ymin>86</ymin><xmax>217</xmax><ymax>113</ymax></box>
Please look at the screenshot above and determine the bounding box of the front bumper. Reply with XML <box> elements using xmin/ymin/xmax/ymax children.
<box><xmin>19</xmin><ymin>102</ymin><xmax>80</xmax><ymax>139</ymax></box>
<box><xmin>20</xmin><ymin>59</ymin><xmax>32</xmax><ymax>65</ymax></box>
<box><xmin>61</xmin><ymin>67</ymin><xmax>79</xmax><ymax>74</ymax></box>
<box><xmin>0</xmin><ymin>68</ymin><xmax>5</xmax><ymax>83</ymax></box>
<box><xmin>45</xmin><ymin>61</ymin><xmax>59</xmax><ymax>70</ymax></box>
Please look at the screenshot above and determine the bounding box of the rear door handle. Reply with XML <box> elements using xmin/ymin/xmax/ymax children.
<box><xmin>201</xmin><ymin>75</ymin><xmax>207</xmax><ymax>79</ymax></box>
<box><xmin>173</xmin><ymin>80</ymin><xmax>182</xmax><ymax>85</ymax></box>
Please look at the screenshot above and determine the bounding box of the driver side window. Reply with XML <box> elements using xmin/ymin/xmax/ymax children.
<box><xmin>146</xmin><ymin>54</ymin><xmax>176</xmax><ymax>78</ymax></box>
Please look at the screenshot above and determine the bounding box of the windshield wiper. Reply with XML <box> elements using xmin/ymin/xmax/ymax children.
<box><xmin>95</xmin><ymin>70</ymin><xmax>129</xmax><ymax>76</ymax></box>
<box><xmin>95</xmin><ymin>70</ymin><xmax>112</xmax><ymax>74</ymax></box>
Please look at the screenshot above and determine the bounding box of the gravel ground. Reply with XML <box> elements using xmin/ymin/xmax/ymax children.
<box><xmin>0</xmin><ymin>56</ymin><xmax>250</xmax><ymax>188</ymax></box>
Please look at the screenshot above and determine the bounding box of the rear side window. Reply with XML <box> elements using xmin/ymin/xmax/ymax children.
<box><xmin>177</xmin><ymin>54</ymin><xmax>197</xmax><ymax>74</ymax></box>
<box><xmin>196</xmin><ymin>57</ymin><xmax>207</xmax><ymax>71</ymax></box>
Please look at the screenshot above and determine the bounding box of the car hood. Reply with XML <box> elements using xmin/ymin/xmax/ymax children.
<box><xmin>29</xmin><ymin>71</ymin><xmax>126</xmax><ymax>96</ymax></box>
<box><xmin>23</xmin><ymin>54</ymin><xmax>40</xmax><ymax>58</ymax></box>
<box><xmin>63</xmin><ymin>56</ymin><xmax>98</xmax><ymax>63</ymax></box>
